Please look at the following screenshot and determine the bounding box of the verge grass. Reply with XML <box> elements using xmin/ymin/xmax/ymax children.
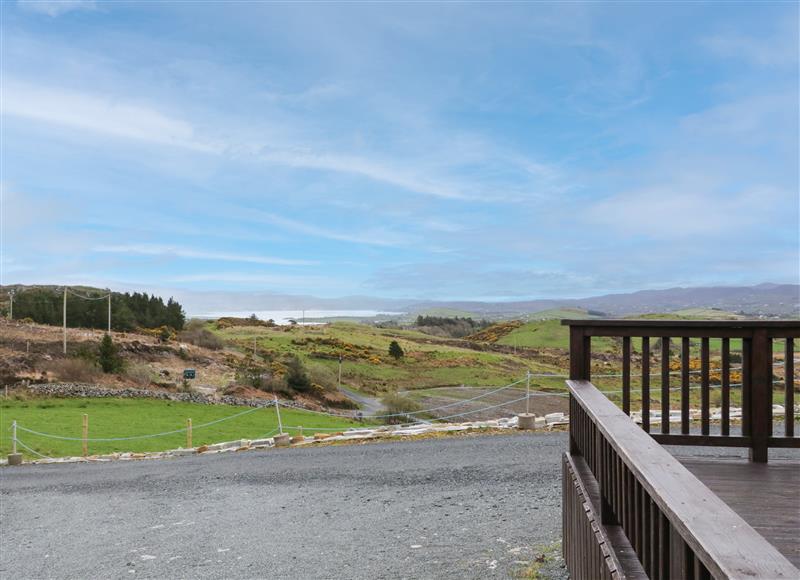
<box><xmin>0</xmin><ymin>397</ymin><xmax>366</xmax><ymax>459</ymax></box>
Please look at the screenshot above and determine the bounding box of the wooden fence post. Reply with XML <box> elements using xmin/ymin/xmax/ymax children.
<box><xmin>82</xmin><ymin>414</ymin><xmax>88</xmax><ymax>457</ymax></box>
<box><xmin>187</xmin><ymin>418</ymin><xmax>192</xmax><ymax>448</ymax></box>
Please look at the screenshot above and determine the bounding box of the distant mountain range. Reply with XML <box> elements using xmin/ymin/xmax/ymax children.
<box><xmin>174</xmin><ymin>283</ymin><xmax>798</xmax><ymax>318</ymax></box>
<box><xmin>2</xmin><ymin>283</ymin><xmax>798</xmax><ymax>319</ymax></box>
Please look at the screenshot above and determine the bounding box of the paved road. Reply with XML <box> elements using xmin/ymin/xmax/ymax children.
<box><xmin>1</xmin><ymin>433</ymin><xmax>567</xmax><ymax>579</ymax></box>
<box><xmin>338</xmin><ymin>385</ymin><xmax>385</xmax><ymax>416</ymax></box>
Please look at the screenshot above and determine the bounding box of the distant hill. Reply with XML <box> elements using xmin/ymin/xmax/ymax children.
<box><xmin>3</xmin><ymin>282</ymin><xmax>798</xmax><ymax>320</ymax></box>
<box><xmin>408</xmin><ymin>283</ymin><xmax>799</xmax><ymax>318</ymax></box>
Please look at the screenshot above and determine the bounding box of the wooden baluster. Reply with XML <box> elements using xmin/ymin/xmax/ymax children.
<box><xmin>642</xmin><ymin>486</ymin><xmax>650</xmax><ymax>571</ymax></box>
<box><xmin>681</xmin><ymin>337</ymin><xmax>690</xmax><ymax>435</ymax></box>
<box><xmin>749</xmin><ymin>330</ymin><xmax>770</xmax><ymax>463</ymax></box>
<box><xmin>622</xmin><ymin>336</ymin><xmax>631</xmax><ymax>415</ymax></box>
<box><xmin>661</xmin><ymin>337</ymin><xmax>670</xmax><ymax>434</ymax></box>
<box><xmin>721</xmin><ymin>338</ymin><xmax>730</xmax><ymax>436</ymax></box>
<box><xmin>701</xmin><ymin>337</ymin><xmax>710</xmax><ymax>436</ymax></box>
<box><xmin>742</xmin><ymin>338</ymin><xmax>751</xmax><ymax>436</ymax></box>
<box><xmin>659</xmin><ymin>510</ymin><xmax>670</xmax><ymax>580</ymax></box>
<box><xmin>642</xmin><ymin>337</ymin><xmax>650</xmax><ymax>432</ymax></box>
<box><xmin>786</xmin><ymin>338</ymin><xmax>794</xmax><ymax>437</ymax></box>
<box><xmin>650</xmin><ymin>500</ymin><xmax>659</xmax><ymax>580</ymax></box>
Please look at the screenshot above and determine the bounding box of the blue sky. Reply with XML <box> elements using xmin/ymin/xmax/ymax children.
<box><xmin>2</xmin><ymin>1</ymin><xmax>798</xmax><ymax>302</ymax></box>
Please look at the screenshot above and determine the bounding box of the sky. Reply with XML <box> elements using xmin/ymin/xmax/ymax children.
<box><xmin>1</xmin><ymin>1</ymin><xmax>798</xmax><ymax>304</ymax></box>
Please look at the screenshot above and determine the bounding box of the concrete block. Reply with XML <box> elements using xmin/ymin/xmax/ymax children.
<box><xmin>517</xmin><ymin>413</ymin><xmax>536</xmax><ymax>430</ymax></box>
<box><xmin>274</xmin><ymin>434</ymin><xmax>291</xmax><ymax>448</ymax></box>
<box><xmin>7</xmin><ymin>453</ymin><xmax>22</xmax><ymax>466</ymax></box>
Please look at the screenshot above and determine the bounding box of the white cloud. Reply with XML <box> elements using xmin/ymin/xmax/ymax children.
<box><xmin>17</xmin><ymin>0</ymin><xmax>95</xmax><ymax>17</ymax></box>
<box><xmin>240</xmin><ymin>209</ymin><xmax>414</xmax><ymax>248</ymax></box>
<box><xmin>2</xmin><ymin>80</ymin><xmax>218</xmax><ymax>152</ymax></box>
<box><xmin>93</xmin><ymin>244</ymin><xmax>316</xmax><ymax>266</ymax></box>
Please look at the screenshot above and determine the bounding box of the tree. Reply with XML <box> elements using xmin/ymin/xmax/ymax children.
<box><xmin>388</xmin><ymin>340</ymin><xmax>404</xmax><ymax>360</ymax></box>
<box><xmin>98</xmin><ymin>334</ymin><xmax>123</xmax><ymax>373</ymax></box>
<box><xmin>285</xmin><ymin>355</ymin><xmax>312</xmax><ymax>392</ymax></box>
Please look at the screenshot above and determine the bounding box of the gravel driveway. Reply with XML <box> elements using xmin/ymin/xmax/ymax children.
<box><xmin>1</xmin><ymin>432</ymin><xmax>568</xmax><ymax>579</ymax></box>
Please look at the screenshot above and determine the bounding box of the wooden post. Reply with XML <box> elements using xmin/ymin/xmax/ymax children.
<box><xmin>187</xmin><ymin>418</ymin><xmax>192</xmax><ymax>448</ymax></box>
<box><xmin>82</xmin><ymin>413</ymin><xmax>88</xmax><ymax>457</ymax></box>
<box><xmin>749</xmin><ymin>329</ymin><xmax>770</xmax><ymax>463</ymax></box>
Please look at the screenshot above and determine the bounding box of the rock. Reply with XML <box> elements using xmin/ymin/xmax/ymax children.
<box><xmin>274</xmin><ymin>434</ymin><xmax>291</xmax><ymax>448</ymax></box>
<box><xmin>314</xmin><ymin>433</ymin><xmax>331</xmax><ymax>440</ymax></box>
<box><xmin>196</xmin><ymin>445</ymin><xmax>209</xmax><ymax>453</ymax></box>
<box><xmin>7</xmin><ymin>453</ymin><xmax>23</xmax><ymax>466</ymax></box>
<box><xmin>290</xmin><ymin>436</ymin><xmax>305</xmax><ymax>444</ymax></box>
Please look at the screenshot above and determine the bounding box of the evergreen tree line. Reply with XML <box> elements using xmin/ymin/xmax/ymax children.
<box><xmin>9</xmin><ymin>288</ymin><xmax>185</xmax><ymax>331</ymax></box>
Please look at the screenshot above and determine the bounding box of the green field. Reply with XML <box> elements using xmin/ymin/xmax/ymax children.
<box><xmin>1</xmin><ymin>397</ymin><xmax>366</xmax><ymax>459</ymax></box>
<box><xmin>211</xmin><ymin>321</ymin><xmax>560</xmax><ymax>392</ymax></box>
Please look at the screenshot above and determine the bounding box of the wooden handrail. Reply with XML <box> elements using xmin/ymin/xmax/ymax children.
<box><xmin>568</xmin><ymin>379</ymin><xmax>798</xmax><ymax>579</ymax></box>
<box><xmin>563</xmin><ymin>320</ymin><xmax>799</xmax><ymax>462</ymax></box>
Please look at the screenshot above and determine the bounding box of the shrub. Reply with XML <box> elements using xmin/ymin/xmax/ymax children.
<box><xmin>98</xmin><ymin>334</ymin><xmax>124</xmax><ymax>373</ymax></box>
<box><xmin>178</xmin><ymin>327</ymin><xmax>224</xmax><ymax>350</ymax></box>
<box><xmin>307</xmin><ymin>362</ymin><xmax>337</xmax><ymax>391</ymax></box>
<box><xmin>388</xmin><ymin>340</ymin><xmax>404</xmax><ymax>360</ymax></box>
<box><xmin>124</xmin><ymin>363</ymin><xmax>154</xmax><ymax>387</ymax></box>
<box><xmin>46</xmin><ymin>358</ymin><xmax>101</xmax><ymax>383</ymax></box>
<box><xmin>285</xmin><ymin>355</ymin><xmax>312</xmax><ymax>392</ymax></box>
<box><xmin>380</xmin><ymin>393</ymin><xmax>422</xmax><ymax>424</ymax></box>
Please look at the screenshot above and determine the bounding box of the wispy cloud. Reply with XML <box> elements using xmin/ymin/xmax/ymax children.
<box><xmin>93</xmin><ymin>244</ymin><xmax>316</xmax><ymax>266</ymax></box>
<box><xmin>702</xmin><ymin>19</ymin><xmax>799</xmax><ymax>68</ymax></box>
<box><xmin>2</xmin><ymin>80</ymin><xmax>216</xmax><ymax>152</ymax></box>
<box><xmin>17</xmin><ymin>0</ymin><xmax>95</xmax><ymax>17</ymax></box>
<box><xmin>238</xmin><ymin>209</ymin><xmax>415</xmax><ymax>248</ymax></box>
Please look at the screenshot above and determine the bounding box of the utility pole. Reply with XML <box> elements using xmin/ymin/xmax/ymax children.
<box><xmin>253</xmin><ymin>337</ymin><xmax>257</xmax><ymax>359</ymax></box>
<box><xmin>63</xmin><ymin>287</ymin><xmax>67</xmax><ymax>355</ymax></box>
<box><xmin>8</xmin><ymin>290</ymin><xmax>14</xmax><ymax>320</ymax></box>
<box><xmin>338</xmin><ymin>356</ymin><xmax>343</xmax><ymax>388</ymax></box>
<box><xmin>107</xmin><ymin>290</ymin><xmax>111</xmax><ymax>333</ymax></box>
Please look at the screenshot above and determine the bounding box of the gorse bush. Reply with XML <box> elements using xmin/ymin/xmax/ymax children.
<box><xmin>286</xmin><ymin>355</ymin><xmax>312</xmax><ymax>392</ymax></box>
<box><xmin>380</xmin><ymin>393</ymin><xmax>422</xmax><ymax>424</ymax></box>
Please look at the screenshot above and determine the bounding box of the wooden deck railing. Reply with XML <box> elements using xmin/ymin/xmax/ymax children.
<box><xmin>566</xmin><ymin>379</ymin><xmax>798</xmax><ymax>579</ymax></box>
<box><xmin>563</xmin><ymin>320</ymin><xmax>799</xmax><ymax>462</ymax></box>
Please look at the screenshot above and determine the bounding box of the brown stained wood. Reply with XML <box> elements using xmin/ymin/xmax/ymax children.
<box><xmin>658</xmin><ymin>511</ymin><xmax>669</xmax><ymax>580</ymax></box>
<box><xmin>701</xmin><ymin>337</ymin><xmax>710</xmax><ymax>436</ymax></box>
<box><xmin>641</xmin><ymin>337</ymin><xmax>650</xmax><ymax>433</ymax></box>
<box><xmin>742</xmin><ymin>338</ymin><xmax>752</xmax><ymax>436</ymax></box>
<box><xmin>650</xmin><ymin>434</ymin><xmax>750</xmax><ymax>447</ymax></box>
<box><xmin>567</xmin><ymin>380</ymin><xmax>800</xmax><ymax>579</ymax></box>
<box><xmin>681</xmin><ymin>337</ymin><xmax>690</xmax><ymax>435</ymax></box>
<box><xmin>564</xmin><ymin>452</ymin><xmax>647</xmax><ymax>579</ymax></box>
<box><xmin>570</xmin><ymin>326</ymin><xmax>591</xmax><ymax>381</ymax></box>
<box><xmin>661</xmin><ymin>337</ymin><xmax>670</xmax><ymax>435</ymax></box>
<box><xmin>721</xmin><ymin>338</ymin><xmax>730</xmax><ymax>436</ymax></box>
<box><xmin>622</xmin><ymin>336</ymin><xmax>631</xmax><ymax>416</ymax></box>
<box><xmin>750</xmin><ymin>330</ymin><xmax>771</xmax><ymax>462</ymax></box>
<box><xmin>678</xmin><ymin>456</ymin><xmax>800</xmax><ymax>568</ymax></box>
<box><xmin>786</xmin><ymin>338</ymin><xmax>794</xmax><ymax>438</ymax></box>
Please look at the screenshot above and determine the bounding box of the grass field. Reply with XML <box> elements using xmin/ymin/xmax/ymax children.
<box><xmin>1</xmin><ymin>397</ymin><xmax>366</xmax><ymax>459</ymax></box>
<box><xmin>211</xmin><ymin>320</ymin><xmax>560</xmax><ymax>392</ymax></box>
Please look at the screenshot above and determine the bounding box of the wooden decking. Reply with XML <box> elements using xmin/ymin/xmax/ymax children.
<box><xmin>677</xmin><ymin>456</ymin><xmax>800</xmax><ymax>568</ymax></box>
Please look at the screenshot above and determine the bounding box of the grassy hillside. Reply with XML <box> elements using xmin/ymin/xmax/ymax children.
<box><xmin>210</xmin><ymin>320</ymin><xmax>560</xmax><ymax>393</ymax></box>
<box><xmin>1</xmin><ymin>397</ymin><xmax>364</xmax><ymax>458</ymax></box>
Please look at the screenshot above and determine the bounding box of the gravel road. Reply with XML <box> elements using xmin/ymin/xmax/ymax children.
<box><xmin>1</xmin><ymin>433</ymin><xmax>568</xmax><ymax>579</ymax></box>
